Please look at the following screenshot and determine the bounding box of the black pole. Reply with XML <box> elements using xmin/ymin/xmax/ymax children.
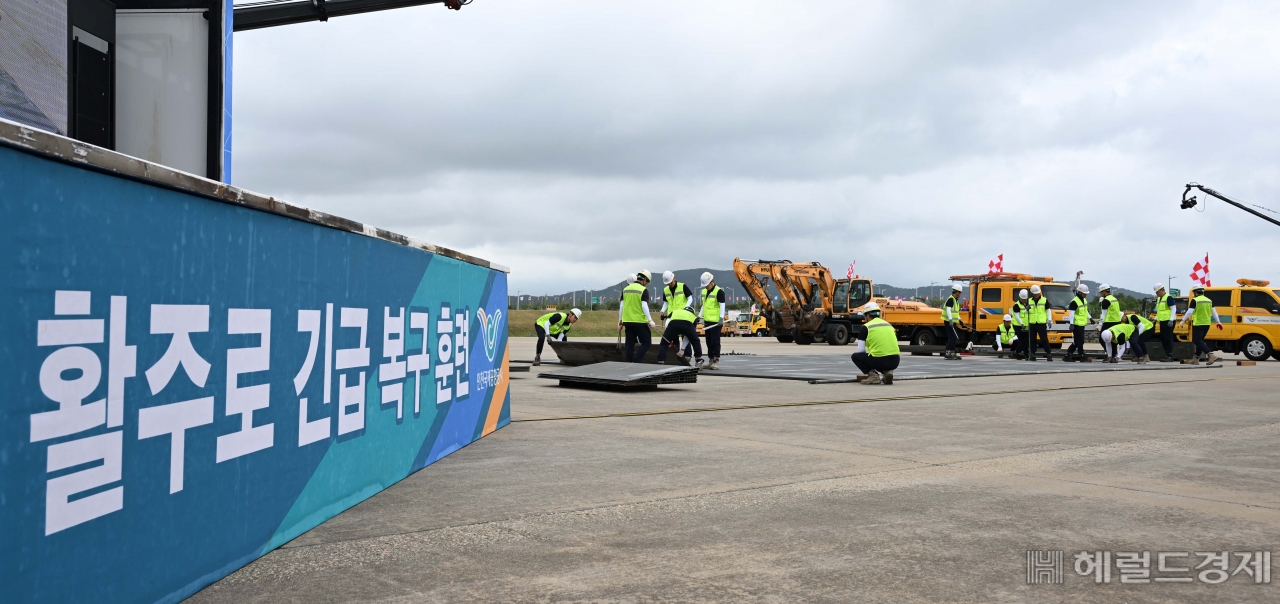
<box><xmin>1184</xmin><ymin>184</ymin><xmax>1280</xmax><ymax>228</ymax></box>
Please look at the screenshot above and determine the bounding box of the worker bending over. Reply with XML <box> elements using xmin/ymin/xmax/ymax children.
<box><xmin>657</xmin><ymin>271</ymin><xmax>705</xmax><ymax>366</ymax></box>
<box><xmin>1178</xmin><ymin>285</ymin><xmax>1222</xmax><ymax>364</ymax></box>
<box><xmin>618</xmin><ymin>270</ymin><xmax>657</xmax><ymax>362</ymax></box>
<box><xmin>943</xmin><ymin>283</ymin><xmax>965</xmax><ymax>360</ymax></box>
<box><xmin>1098</xmin><ymin>284</ymin><xmax>1122</xmax><ymax>334</ymax></box>
<box><xmin>1153</xmin><ymin>284</ymin><xmax>1177</xmax><ymax>362</ymax></box>
<box><xmin>533</xmin><ymin>308</ymin><xmax>581</xmax><ymax>366</ymax></box>
<box><xmin>1126</xmin><ymin>313</ymin><xmax>1154</xmax><ymax>363</ymax></box>
<box><xmin>1009</xmin><ymin>289</ymin><xmax>1030</xmax><ymax>359</ymax></box>
<box><xmin>850</xmin><ymin>303</ymin><xmax>899</xmax><ymax>385</ymax></box>
<box><xmin>1064</xmin><ymin>284</ymin><xmax>1092</xmax><ymax>361</ymax></box>
<box><xmin>1026</xmin><ymin>285</ymin><xmax>1053</xmax><ymax>361</ymax></box>
<box><xmin>1100</xmin><ymin>319</ymin><xmax>1133</xmax><ymax>363</ymax></box>
<box><xmin>698</xmin><ymin>272</ymin><xmax>727</xmax><ymax>370</ymax></box>
<box><xmin>994</xmin><ymin>315</ymin><xmax>1018</xmax><ymax>355</ymax></box>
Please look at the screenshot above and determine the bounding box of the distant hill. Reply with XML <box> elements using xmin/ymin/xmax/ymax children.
<box><xmin>512</xmin><ymin>269</ymin><xmax>1153</xmax><ymax>308</ymax></box>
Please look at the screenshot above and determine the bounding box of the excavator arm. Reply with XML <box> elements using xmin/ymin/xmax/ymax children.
<box><xmin>782</xmin><ymin>263</ymin><xmax>835</xmax><ymax>313</ymax></box>
<box><xmin>733</xmin><ymin>258</ymin><xmax>788</xmax><ymax>312</ymax></box>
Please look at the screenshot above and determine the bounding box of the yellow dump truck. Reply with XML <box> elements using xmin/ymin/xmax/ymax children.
<box><xmin>733</xmin><ymin>313</ymin><xmax>769</xmax><ymax>337</ymax></box>
<box><xmin>1173</xmin><ymin>279</ymin><xmax>1280</xmax><ymax>361</ymax></box>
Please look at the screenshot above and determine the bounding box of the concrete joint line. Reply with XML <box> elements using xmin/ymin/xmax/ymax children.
<box><xmin>511</xmin><ymin>375</ymin><xmax>1279</xmax><ymax>423</ymax></box>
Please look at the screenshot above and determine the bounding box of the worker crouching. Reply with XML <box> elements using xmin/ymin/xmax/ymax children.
<box><xmin>657</xmin><ymin>271</ymin><xmax>706</xmax><ymax>367</ymax></box>
<box><xmin>850</xmin><ymin>303</ymin><xmax>900</xmax><ymax>385</ymax></box>
<box><xmin>994</xmin><ymin>315</ymin><xmax>1018</xmax><ymax>355</ymax></box>
<box><xmin>533</xmin><ymin>308</ymin><xmax>581</xmax><ymax>366</ymax></box>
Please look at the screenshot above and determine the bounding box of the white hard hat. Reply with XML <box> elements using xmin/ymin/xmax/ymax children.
<box><xmin>700</xmin><ymin>271</ymin><xmax>713</xmax><ymax>288</ymax></box>
<box><xmin>1003</xmin><ymin>314</ymin><xmax>1012</xmax><ymax>321</ymax></box>
<box><xmin>951</xmin><ymin>283</ymin><xmax>963</xmax><ymax>292</ymax></box>
<box><xmin>864</xmin><ymin>302</ymin><xmax>880</xmax><ymax>312</ymax></box>
<box><xmin>637</xmin><ymin>270</ymin><xmax>652</xmax><ymax>282</ymax></box>
<box><xmin>626</xmin><ymin>274</ymin><xmax>636</xmax><ymax>284</ymax></box>
<box><xmin>1154</xmin><ymin>283</ymin><xmax>1165</xmax><ymax>292</ymax></box>
<box><xmin>1019</xmin><ymin>289</ymin><xmax>1029</xmax><ymax>299</ymax></box>
<box><xmin>570</xmin><ymin>308</ymin><xmax>582</xmax><ymax>319</ymax></box>
<box><xmin>1077</xmin><ymin>284</ymin><xmax>1089</xmax><ymax>294</ymax></box>
<box><xmin>1030</xmin><ymin>285</ymin><xmax>1042</xmax><ymax>294</ymax></box>
<box><xmin>662</xmin><ymin>271</ymin><xmax>675</xmax><ymax>285</ymax></box>
<box><xmin>1100</xmin><ymin>283</ymin><xmax>1111</xmax><ymax>291</ymax></box>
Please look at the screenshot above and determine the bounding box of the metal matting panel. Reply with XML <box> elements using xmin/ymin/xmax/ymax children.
<box><xmin>708</xmin><ymin>354</ymin><xmax>1219</xmax><ymax>384</ymax></box>
<box><xmin>539</xmin><ymin>362</ymin><xmax>699</xmax><ymax>387</ymax></box>
<box><xmin>548</xmin><ymin>340</ymin><xmax>691</xmax><ymax>367</ymax></box>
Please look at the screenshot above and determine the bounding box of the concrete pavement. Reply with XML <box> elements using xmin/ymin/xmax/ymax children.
<box><xmin>190</xmin><ymin>339</ymin><xmax>1280</xmax><ymax>603</ymax></box>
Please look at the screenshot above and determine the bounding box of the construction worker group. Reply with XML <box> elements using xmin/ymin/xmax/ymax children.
<box><xmin>937</xmin><ymin>281</ymin><xmax>1220</xmax><ymax>365</ymax></box>
<box><xmin>616</xmin><ymin>270</ymin><xmax>726</xmax><ymax>369</ymax></box>
<box><xmin>533</xmin><ymin>272</ymin><xmax>1227</xmax><ymax>380</ymax></box>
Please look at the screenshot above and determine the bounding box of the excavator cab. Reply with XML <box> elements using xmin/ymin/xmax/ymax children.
<box><xmin>832</xmin><ymin>279</ymin><xmax>873</xmax><ymax>313</ymax></box>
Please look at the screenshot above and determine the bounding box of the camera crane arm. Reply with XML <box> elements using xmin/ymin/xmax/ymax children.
<box><xmin>1181</xmin><ymin>183</ymin><xmax>1280</xmax><ymax>228</ymax></box>
<box><xmin>235</xmin><ymin>0</ymin><xmax>469</xmax><ymax>32</ymax></box>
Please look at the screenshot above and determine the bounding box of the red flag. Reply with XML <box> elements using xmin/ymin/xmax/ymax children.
<box><xmin>987</xmin><ymin>254</ymin><xmax>1004</xmax><ymax>274</ymax></box>
<box><xmin>847</xmin><ymin>261</ymin><xmax>856</xmax><ymax>279</ymax></box>
<box><xmin>1190</xmin><ymin>253</ymin><xmax>1211</xmax><ymax>287</ymax></box>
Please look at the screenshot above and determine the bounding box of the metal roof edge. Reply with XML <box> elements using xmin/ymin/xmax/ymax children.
<box><xmin>0</xmin><ymin>118</ymin><xmax>509</xmax><ymax>273</ymax></box>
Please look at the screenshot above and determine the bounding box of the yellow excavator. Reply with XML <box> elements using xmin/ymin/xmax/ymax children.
<box><xmin>733</xmin><ymin>258</ymin><xmax>947</xmax><ymax>345</ymax></box>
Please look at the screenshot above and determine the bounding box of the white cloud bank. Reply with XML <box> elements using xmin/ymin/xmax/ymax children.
<box><xmin>232</xmin><ymin>0</ymin><xmax>1280</xmax><ymax>294</ymax></box>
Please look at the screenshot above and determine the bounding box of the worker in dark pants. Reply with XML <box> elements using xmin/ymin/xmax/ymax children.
<box><xmin>1010</xmin><ymin>289</ymin><xmax>1030</xmax><ymax>359</ymax></box>
<box><xmin>1064</xmin><ymin>284</ymin><xmax>1092</xmax><ymax>361</ymax></box>
<box><xmin>1152</xmin><ymin>284</ymin><xmax>1177</xmax><ymax>362</ymax></box>
<box><xmin>657</xmin><ymin>271</ymin><xmax>705</xmax><ymax>366</ymax></box>
<box><xmin>1101</xmin><ymin>321</ymin><xmax>1133</xmax><ymax>363</ymax></box>
<box><xmin>698</xmin><ymin>272</ymin><xmax>727</xmax><ymax>370</ymax></box>
<box><xmin>1178</xmin><ymin>285</ymin><xmax>1223</xmax><ymax>364</ymax></box>
<box><xmin>1098</xmin><ymin>284</ymin><xmax>1122</xmax><ymax>335</ymax></box>
<box><xmin>1126</xmin><ymin>313</ymin><xmax>1154</xmax><ymax>363</ymax></box>
<box><xmin>942</xmin><ymin>283</ymin><xmax>965</xmax><ymax>360</ymax></box>
<box><xmin>533</xmin><ymin>308</ymin><xmax>580</xmax><ymax>366</ymax></box>
<box><xmin>618</xmin><ymin>270</ymin><xmax>657</xmax><ymax>362</ymax></box>
<box><xmin>850</xmin><ymin>302</ymin><xmax>900</xmax><ymax>384</ymax></box>
<box><xmin>1026</xmin><ymin>284</ymin><xmax>1053</xmax><ymax>361</ymax></box>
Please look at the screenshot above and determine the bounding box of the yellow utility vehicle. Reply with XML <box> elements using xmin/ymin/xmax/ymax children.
<box><xmin>1174</xmin><ymin>279</ymin><xmax>1280</xmax><ymax>361</ymax></box>
<box><xmin>733</xmin><ymin>258</ymin><xmax>947</xmax><ymax>345</ymax></box>
<box><xmin>732</xmin><ymin>313</ymin><xmax>769</xmax><ymax>337</ymax></box>
<box><xmin>948</xmin><ymin>272</ymin><xmax>1081</xmax><ymax>348</ymax></box>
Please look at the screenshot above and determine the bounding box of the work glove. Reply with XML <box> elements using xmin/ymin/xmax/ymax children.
<box><xmin>1216</xmin><ymin>324</ymin><xmax>1224</xmax><ymax>330</ymax></box>
<box><xmin>648</xmin><ymin>321</ymin><xmax>656</xmax><ymax>328</ymax></box>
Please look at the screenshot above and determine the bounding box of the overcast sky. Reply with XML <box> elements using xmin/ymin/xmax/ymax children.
<box><xmin>232</xmin><ymin>0</ymin><xmax>1280</xmax><ymax>296</ymax></box>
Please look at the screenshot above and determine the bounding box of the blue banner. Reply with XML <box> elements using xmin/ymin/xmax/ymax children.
<box><xmin>0</xmin><ymin>144</ymin><xmax>511</xmax><ymax>603</ymax></box>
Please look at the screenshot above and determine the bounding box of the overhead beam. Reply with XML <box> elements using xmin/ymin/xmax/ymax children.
<box><xmin>234</xmin><ymin>0</ymin><xmax>446</xmax><ymax>32</ymax></box>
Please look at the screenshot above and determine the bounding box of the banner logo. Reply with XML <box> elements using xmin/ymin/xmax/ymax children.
<box><xmin>476</xmin><ymin>308</ymin><xmax>503</xmax><ymax>361</ymax></box>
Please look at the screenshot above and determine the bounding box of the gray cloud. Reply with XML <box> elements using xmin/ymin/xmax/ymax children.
<box><xmin>231</xmin><ymin>0</ymin><xmax>1280</xmax><ymax>295</ymax></box>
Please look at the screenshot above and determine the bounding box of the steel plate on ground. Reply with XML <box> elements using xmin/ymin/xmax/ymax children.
<box><xmin>539</xmin><ymin>361</ymin><xmax>699</xmax><ymax>387</ymax></box>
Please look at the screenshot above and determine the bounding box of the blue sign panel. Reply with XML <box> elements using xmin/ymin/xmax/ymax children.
<box><xmin>0</xmin><ymin>144</ymin><xmax>511</xmax><ymax>603</ymax></box>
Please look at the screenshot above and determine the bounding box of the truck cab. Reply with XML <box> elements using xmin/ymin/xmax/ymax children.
<box><xmin>952</xmin><ymin>273</ymin><xmax>1084</xmax><ymax>348</ymax></box>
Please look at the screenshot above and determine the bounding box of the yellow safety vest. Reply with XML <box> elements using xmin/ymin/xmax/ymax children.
<box><xmin>865</xmin><ymin>318</ymin><xmax>900</xmax><ymax>357</ymax></box>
